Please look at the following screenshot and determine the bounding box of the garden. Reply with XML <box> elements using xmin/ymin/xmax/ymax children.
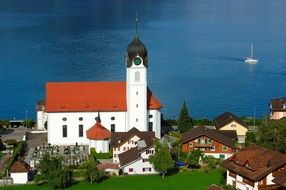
<box><xmin>1</xmin><ymin>169</ymin><xmax>224</xmax><ymax>190</ymax></box>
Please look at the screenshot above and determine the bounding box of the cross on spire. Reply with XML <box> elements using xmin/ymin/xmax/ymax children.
<box><xmin>135</xmin><ymin>12</ymin><xmax>138</xmax><ymax>37</ymax></box>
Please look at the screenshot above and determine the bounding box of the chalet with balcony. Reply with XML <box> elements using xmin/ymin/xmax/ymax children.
<box><xmin>221</xmin><ymin>144</ymin><xmax>286</xmax><ymax>190</ymax></box>
<box><xmin>269</xmin><ymin>97</ymin><xmax>286</xmax><ymax>120</ymax></box>
<box><xmin>213</xmin><ymin>112</ymin><xmax>248</xmax><ymax>143</ymax></box>
<box><xmin>181</xmin><ymin>126</ymin><xmax>236</xmax><ymax>159</ymax></box>
<box><xmin>118</xmin><ymin>139</ymin><xmax>157</xmax><ymax>175</ymax></box>
<box><xmin>111</xmin><ymin>128</ymin><xmax>155</xmax><ymax>163</ymax></box>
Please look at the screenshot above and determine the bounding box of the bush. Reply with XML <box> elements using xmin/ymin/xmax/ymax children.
<box><xmin>4</xmin><ymin>139</ymin><xmax>17</xmax><ymax>146</ymax></box>
<box><xmin>4</xmin><ymin>141</ymin><xmax>25</xmax><ymax>172</ymax></box>
<box><xmin>90</xmin><ymin>148</ymin><xmax>112</xmax><ymax>159</ymax></box>
<box><xmin>169</xmin><ymin>131</ymin><xmax>181</xmax><ymax>139</ymax></box>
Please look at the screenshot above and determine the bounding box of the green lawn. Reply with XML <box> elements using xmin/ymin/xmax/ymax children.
<box><xmin>1</xmin><ymin>169</ymin><xmax>223</xmax><ymax>190</ymax></box>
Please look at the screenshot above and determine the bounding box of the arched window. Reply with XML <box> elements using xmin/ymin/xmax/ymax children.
<box><xmin>135</xmin><ymin>71</ymin><xmax>140</xmax><ymax>82</ymax></box>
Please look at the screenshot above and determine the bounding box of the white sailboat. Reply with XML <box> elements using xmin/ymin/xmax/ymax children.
<box><xmin>245</xmin><ymin>43</ymin><xmax>258</xmax><ymax>64</ymax></box>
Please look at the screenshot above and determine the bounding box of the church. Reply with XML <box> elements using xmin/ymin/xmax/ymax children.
<box><xmin>37</xmin><ymin>32</ymin><xmax>163</xmax><ymax>150</ymax></box>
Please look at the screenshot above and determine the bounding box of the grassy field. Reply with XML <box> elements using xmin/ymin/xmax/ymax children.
<box><xmin>1</xmin><ymin>169</ymin><xmax>224</xmax><ymax>190</ymax></box>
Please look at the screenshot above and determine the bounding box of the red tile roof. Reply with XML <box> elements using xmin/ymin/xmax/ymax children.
<box><xmin>86</xmin><ymin>122</ymin><xmax>111</xmax><ymax>140</ymax></box>
<box><xmin>221</xmin><ymin>144</ymin><xmax>286</xmax><ymax>182</ymax></box>
<box><xmin>97</xmin><ymin>163</ymin><xmax>119</xmax><ymax>170</ymax></box>
<box><xmin>10</xmin><ymin>161</ymin><xmax>29</xmax><ymax>173</ymax></box>
<box><xmin>45</xmin><ymin>81</ymin><xmax>162</xmax><ymax>112</ymax></box>
<box><xmin>270</xmin><ymin>97</ymin><xmax>286</xmax><ymax>112</ymax></box>
<box><xmin>208</xmin><ymin>184</ymin><xmax>223</xmax><ymax>190</ymax></box>
<box><xmin>273</xmin><ymin>175</ymin><xmax>286</xmax><ymax>187</ymax></box>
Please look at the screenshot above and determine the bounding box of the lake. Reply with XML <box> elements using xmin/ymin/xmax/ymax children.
<box><xmin>1</xmin><ymin>0</ymin><xmax>286</xmax><ymax>120</ymax></box>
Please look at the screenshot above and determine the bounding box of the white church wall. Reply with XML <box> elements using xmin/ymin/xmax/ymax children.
<box><xmin>89</xmin><ymin>140</ymin><xmax>109</xmax><ymax>153</ymax></box>
<box><xmin>149</xmin><ymin>110</ymin><xmax>161</xmax><ymax>139</ymax></box>
<box><xmin>47</xmin><ymin>111</ymin><xmax>126</xmax><ymax>145</ymax></box>
<box><xmin>37</xmin><ymin>110</ymin><xmax>47</xmax><ymax>130</ymax></box>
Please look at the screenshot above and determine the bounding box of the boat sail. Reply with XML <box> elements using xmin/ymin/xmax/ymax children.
<box><xmin>245</xmin><ymin>43</ymin><xmax>258</xmax><ymax>64</ymax></box>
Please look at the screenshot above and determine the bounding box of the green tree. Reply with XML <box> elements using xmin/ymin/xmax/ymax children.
<box><xmin>84</xmin><ymin>157</ymin><xmax>104</xmax><ymax>184</ymax></box>
<box><xmin>39</xmin><ymin>154</ymin><xmax>72</xmax><ymax>188</ymax></box>
<box><xmin>187</xmin><ymin>150</ymin><xmax>203</xmax><ymax>168</ymax></box>
<box><xmin>0</xmin><ymin>120</ymin><xmax>9</xmax><ymax>128</ymax></box>
<box><xmin>177</xmin><ymin>101</ymin><xmax>192</xmax><ymax>133</ymax></box>
<box><xmin>244</xmin><ymin>130</ymin><xmax>257</xmax><ymax>146</ymax></box>
<box><xmin>257</xmin><ymin>118</ymin><xmax>286</xmax><ymax>153</ymax></box>
<box><xmin>149</xmin><ymin>140</ymin><xmax>173</xmax><ymax>178</ymax></box>
<box><xmin>21</xmin><ymin>119</ymin><xmax>35</xmax><ymax>128</ymax></box>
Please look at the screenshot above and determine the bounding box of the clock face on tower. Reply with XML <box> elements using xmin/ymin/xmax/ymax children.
<box><xmin>134</xmin><ymin>57</ymin><xmax>142</xmax><ymax>65</ymax></box>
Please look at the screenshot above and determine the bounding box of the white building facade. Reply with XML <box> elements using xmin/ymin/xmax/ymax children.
<box><xmin>120</xmin><ymin>147</ymin><xmax>157</xmax><ymax>175</ymax></box>
<box><xmin>11</xmin><ymin>172</ymin><xmax>28</xmax><ymax>184</ymax></box>
<box><xmin>226</xmin><ymin>170</ymin><xmax>276</xmax><ymax>190</ymax></box>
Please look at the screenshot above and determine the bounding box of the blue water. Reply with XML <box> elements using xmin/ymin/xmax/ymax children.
<box><xmin>1</xmin><ymin>0</ymin><xmax>286</xmax><ymax>120</ymax></box>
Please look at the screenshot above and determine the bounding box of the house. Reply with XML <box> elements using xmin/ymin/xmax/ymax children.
<box><xmin>213</xmin><ymin>112</ymin><xmax>248</xmax><ymax>143</ymax></box>
<box><xmin>37</xmin><ymin>33</ymin><xmax>162</xmax><ymax>148</ymax></box>
<box><xmin>208</xmin><ymin>184</ymin><xmax>223</xmax><ymax>190</ymax></box>
<box><xmin>269</xmin><ymin>97</ymin><xmax>286</xmax><ymax>120</ymax></box>
<box><xmin>221</xmin><ymin>144</ymin><xmax>286</xmax><ymax>190</ymax></box>
<box><xmin>10</xmin><ymin>161</ymin><xmax>30</xmax><ymax>184</ymax></box>
<box><xmin>118</xmin><ymin>139</ymin><xmax>157</xmax><ymax>175</ymax></box>
<box><xmin>181</xmin><ymin>126</ymin><xmax>236</xmax><ymax>159</ymax></box>
<box><xmin>272</xmin><ymin>174</ymin><xmax>286</xmax><ymax>188</ymax></box>
<box><xmin>97</xmin><ymin>163</ymin><xmax>120</xmax><ymax>176</ymax></box>
<box><xmin>111</xmin><ymin>127</ymin><xmax>155</xmax><ymax>163</ymax></box>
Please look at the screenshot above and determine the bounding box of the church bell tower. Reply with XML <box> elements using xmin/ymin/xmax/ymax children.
<box><xmin>125</xmin><ymin>21</ymin><xmax>148</xmax><ymax>132</ymax></box>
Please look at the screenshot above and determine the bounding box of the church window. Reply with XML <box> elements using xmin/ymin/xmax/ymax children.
<box><xmin>136</xmin><ymin>104</ymin><xmax>138</xmax><ymax>108</ymax></box>
<box><xmin>62</xmin><ymin>125</ymin><xmax>67</xmax><ymax>137</ymax></box>
<box><xmin>148</xmin><ymin>122</ymin><xmax>153</xmax><ymax>131</ymax></box>
<box><xmin>136</xmin><ymin>91</ymin><xmax>138</xmax><ymax>95</ymax></box>
<box><xmin>136</xmin><ymin>118</ymin><xmax>138</xmax><ymax>122</ymax></box>
<box><xmin>79</xmin><ymin>125</ymin><xmax>83</xmax><ymax>137</ymax></box>
<box><xmin>62</xmin><ymin>117</ymin><xmax>67</xmax><ymax>121</ymax></box>
<box><xmin>111</xmin><ymin>124</ymin><xmax>115</xmax><ymax>132</ymax></box>
<box><xmin>149</xmin><ymin>115</ymin><xmax>153</xmax><ymax>118</ymax></box>
<box><xmin>135</xmin><ymin>71</ymin><xmax>140</xmax><ymax>82</ymax></box>
<box><xmin>79</xmin><ymin>117</ymin><xmax>83</xmax><ymax>121</ymax></box>
<box><xmin>111</xmin><ymin>117</ymin><xmax>115</xmax><ymax>120</ymax></box>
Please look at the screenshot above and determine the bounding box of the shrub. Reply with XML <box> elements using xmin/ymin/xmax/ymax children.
<box><xmin>90</xmin><ymin>148</ymin><xmax>112</xmax><ymax>159</ymax></box>
<box><xmin>4</xmin><ymin>139</ymin><xmax>17</xmax><ymax>146</ymax></box>
<box><xmin>4</xmin><ymin>141</ymin><xmax>25</xmax><ymax>172</ymax></box>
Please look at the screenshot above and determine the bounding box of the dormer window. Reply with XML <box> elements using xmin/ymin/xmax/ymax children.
<box><xmin>62</xmin><ymin>117</ymin><xmax>67</xmax><ymax>121</ymax></box>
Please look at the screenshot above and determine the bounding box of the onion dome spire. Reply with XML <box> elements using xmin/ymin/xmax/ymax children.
<box><xmin>126</xmin><ymin>12</ymin><xmax>148</xmax><ymax>68</ymax></box>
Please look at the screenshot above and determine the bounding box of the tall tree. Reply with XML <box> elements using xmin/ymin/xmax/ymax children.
<box><xmin>244</xmin><ymin>130</ymin><xmax>257</xmax><ymax>146</ymax></box>
<box><xmin>84</xmin><ymin>157</ymin><xmax>104</xmax><ymax>184</ymax></box>
<box><xmin>39</xmin><ymin>154</ymin><xmax>72</xmax><ymax>188</ymax></box>
<box><xmin>149</xmin><ymin>140</ymin><xmax>173</xmax><ymax>178</ymax></box>
<box><xmin>177</xmin><ymin>101</ymin><xmax>192</xmax><ymax>133</ymax></box>
<box><xmin>257</xmin><ymin>118</ymin><xmax>286</xmax><ymax>153</ymax></box>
